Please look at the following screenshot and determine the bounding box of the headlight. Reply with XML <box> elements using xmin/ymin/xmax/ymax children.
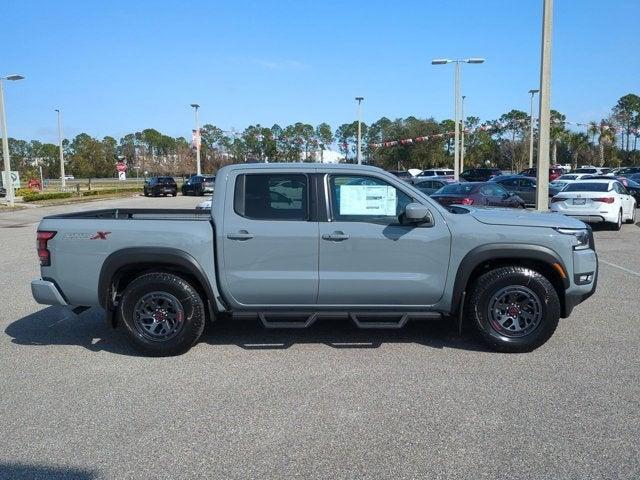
<box><xmin>554</xmin><ymin>228</ymin><xmax>590</xmax><ymax>250</ymax></box>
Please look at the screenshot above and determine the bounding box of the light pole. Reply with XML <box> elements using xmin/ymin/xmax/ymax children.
<box><xmin>461</xmin><ymin>95</ymin><xmax>466</xmax><ymax>172</ymax></box>
<box><xmin>54</xmin><ymin>109</ymin><xmax>66</xmax><ymax>190</ymax></box>
<box><xmin>1</xmin><ymin>74</ymin><xmax>24</xmax><ymax>207</ymax></box>
<box><xmin>355</xmin><ymin>97</ymin><xmax>364</xmax><ymax>165</ymax></box>
<box><xmin>536</xmin><ymin>0</ymin><xmax>553</xmax><ymax>211</ymax></box>
<box><xmin>190</xmin><ymin>103</ymin><xmax>201</xmax><ymax>175</ymax></box>
<box><xmin>528</xmin><ymin>89</ymin><xmax>539</xmax><ymax>168</ymax></box>
<box><xmin>432</xmin><ymin>58</ymin><xmax>485</xmax><ymax>180</ymax></box>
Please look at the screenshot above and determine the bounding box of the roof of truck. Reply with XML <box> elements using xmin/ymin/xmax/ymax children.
<box><xmin>220</xmin><ymin>162</ymin><xmax>385</xmax><ymax>173</ymax></box>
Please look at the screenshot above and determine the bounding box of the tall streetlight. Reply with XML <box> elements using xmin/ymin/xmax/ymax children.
<box><xmin>461</xmin><ymin>95</ymin><xmax>466</xmax><ymax>172</ymax></box>
<box><xmin>536</xmin><ymin>0</ymin><xmax>553</xmax><ymax>211</ymax></box>
<box><xmin>1</xmin><ymin>74</ymin><xmax>24</xmax><ymax>207</ymax></box>
<box><xmin>528</xmin><ymin>89</ymin><xmax>539</xmax><ymax>168</ymax></box>
<box><xmin>432</xmin><ymin>58</ymin><xmax>485</xmax><ymax>180</ymax></box>
<box><xmin>190</xmin><ymin>103</ymin><xmax>201</xmax><ymax>175</ymax></box>
<box><xmin>355</xmin><ymin>96</ymin><xmax>364</xmax><ymax>165</ymax></box>
<box><xmin>54</xmin><ymin>109</ymin><xmax>66</xmax><ymax>190</ymax></box>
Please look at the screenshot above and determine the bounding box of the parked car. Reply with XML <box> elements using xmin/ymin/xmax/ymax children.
<box><xmin>411</xmin><ymin>177</ymin><xmax>456</xmax><ymax>195</ymax></box>
<box><xmin>490</xmin><ymin>175</ymin><xmax>537</xmax><ymax>206</ymax></box>
<box><xmin>417</xmin><ymin>168</ymin><xmax>454</xmax><ymax>178</ymax></box>
<box><xmin>624</xmin><ymin>179</ymin><xmax>640</xmax><ymax>204</ymax></box>
<box><xmin>519</xmin><ymin>167</ymin><xmax>564</xmax><ymax>182</ymax></box>
<box><xmin>573</xmin><ymin>167</ymin><xmax>603</xmax><ymax>175</ymax></box>
<box><xmin>388</xmin><ymin>170</ymin><xmax>414</xmax><ymax>181</ymax></box>
<box><xmin>550</xmin><ymin>179</ymin><xmax>636</xmax><ymax>230</ymax></box>
<box><xmin>582</xmin><ymin>174</ymin><xmax>630</xmax><ymax>187</ymax></box>
<box><xmin>614</xmin><ymin>167</ymin><xmax>640</xmax><ymax>176</ymax></box>
<box><xmin>31</xmin><ymin>163</ymin><xmax>597</xmax><ymax>356</ymax></box>
<box><xmin>459</xmin><ymin>168</ymin><xmax>502</xmax><ymax>182</ymax></box>
<box><xmin>549</xmin><ymin>173</ymin><xmax>595</xmax><ymax>197</ymax></box>
<box><xmin>60</xmin><ymin>175</ymin><xmax>75</xmax><ymax>180</ymax></box>
<box><xmin>143</xmin><ymin>176</ymin><xmax>178</xmax><ymax>197</ymax></box>
<box><xmin>431</xmin><ymin>182</ymin><xmax>525</xmax><ymax>208</ymax></box>
<box><xmin>182</xmin><ymin>175</ymin><xmax>216</xmax><ymax>196</ymax></box>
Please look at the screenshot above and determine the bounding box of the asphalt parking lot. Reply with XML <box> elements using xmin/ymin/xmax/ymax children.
<box><xmin>1</xmin><ymin>196</ymin><xmax>639</xmax><ymax>480</ymax></box>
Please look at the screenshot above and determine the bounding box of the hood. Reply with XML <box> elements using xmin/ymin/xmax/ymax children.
<box><xmin>468</xmin><ymin>207</ymin><xmax>586</xmax><ymax>229</ymax></box>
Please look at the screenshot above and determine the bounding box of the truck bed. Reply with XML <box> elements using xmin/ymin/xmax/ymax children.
<box><xmin>44</xmin><ymin>208</ymin><xmax>211</xmax><ymax>221</ymax></box>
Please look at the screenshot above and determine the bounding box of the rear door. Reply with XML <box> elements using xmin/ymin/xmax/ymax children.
<box><xmin>221</xmin><ymin>171</ymin><xmax>319</xmax><ymax>306</ymax></box>
<box><xmin>318</xmin><ymin>173</ymin><xmax>451</xmax><ymax>306</ymax></box>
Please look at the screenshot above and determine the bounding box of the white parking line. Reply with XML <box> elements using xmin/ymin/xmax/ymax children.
<box><xmin>600</xmin><ymin>259</ymin><xmax>640</xmax><ymax>278</ymax></box>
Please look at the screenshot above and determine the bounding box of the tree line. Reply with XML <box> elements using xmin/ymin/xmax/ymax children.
<box><xmin>6</xmin><ymin>93</ymin><xmax>640</xmax><ymax>180</ymax></box>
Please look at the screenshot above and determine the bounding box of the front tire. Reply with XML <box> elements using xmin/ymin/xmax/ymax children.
<box><xmin>468</xmin><ymin>266</ymin><xmax>560</xmax><ymax>353</ymax></box>
<box><xmin>119</xmin><ymin>272</ymin><xmax>206</xmax><ymax>356</ymax></box>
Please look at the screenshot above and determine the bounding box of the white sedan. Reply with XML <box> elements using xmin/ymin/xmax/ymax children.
<box><xmin>550</xmin><ymin>179</ymin><xmax>636</xmax><ymax>230</ymax></box>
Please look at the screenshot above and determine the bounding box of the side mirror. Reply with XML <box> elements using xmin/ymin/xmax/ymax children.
<box><xmin>402</xmin><ymin>202</ymin><xmax>433</xmax><ymax>226</ymax></box>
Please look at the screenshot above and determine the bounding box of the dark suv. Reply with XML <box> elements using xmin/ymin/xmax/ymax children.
<box><xmin>181</xmin><ymin>175</ymin><xmax>216</xmax><ymax>196</ymax></box>
<box><xmin>143</xmin><ymin>177</ymin><xmax>178</xmax><ymax>197</ymax></box>
<box><xmin>460</xmin><ymin>168</ymin><xmax>502</xmax><ymax>182</ymax></box>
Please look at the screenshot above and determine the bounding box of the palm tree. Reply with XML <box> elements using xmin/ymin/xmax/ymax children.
<box><xmin>565</xmin><ymin>132</ymin><xmax>590</xmax><ymax>170</ymax></box>
<box><xmin>596</xmin><ymin>121</ymin><xmax>616</xmax><ymax>167</ymax></box>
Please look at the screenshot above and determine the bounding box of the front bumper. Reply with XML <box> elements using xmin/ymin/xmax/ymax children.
<box><xmin>31</xmin><ymin>279</ymin><xmax>68</xmax><ymax>306</ymax></box>
<box><xmin>563</xmin><ymin>248</ymin><xmax>598</xmax><ymax>317</ymax></box>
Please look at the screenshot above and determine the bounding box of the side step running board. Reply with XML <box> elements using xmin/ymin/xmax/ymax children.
<box><xmin>253</xmin><ymin>311</ymin><xmax>442</xmax><ymax>329</ymax></box>
<box><xmin>350</xmin><ymin>312</ymin><xmax>441</xmax><ymax>329</ymax></box>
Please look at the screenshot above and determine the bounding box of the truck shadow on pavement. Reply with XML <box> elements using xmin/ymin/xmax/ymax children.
<box><xmin>0</xmin><ymin>462</ymin><xmax>97</xmax><ymax>480</ymax></box>
<box><xmin>5</xmin><ymin>307</ymin><xmax>489</xmax><ymax>355</ymax></box>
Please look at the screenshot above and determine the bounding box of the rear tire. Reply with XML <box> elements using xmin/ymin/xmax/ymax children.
<box><xmin>610</xmin><ymin>210</ymin><xmax>622</xmax><ymax>230</ymax></box>
<box><xmin>625</xmin><ymin>206</ymin><xmax>636</xmax><ymax>224</ymax></box>
<box><xmin>119</xmin><ymin>272</ymin><xmax>206</xmax><ymax>356</ymax></box>
<box><xmin>468</xmin><ymin>266</ymin><xmax>560</xmax><ymax>353</ymax></box>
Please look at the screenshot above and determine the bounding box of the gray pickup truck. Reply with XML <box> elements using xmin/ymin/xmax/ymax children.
<box><xmin>32</xmin><ymin>163</ymin><xmax>597</xmax><ymax>355</ymax></box>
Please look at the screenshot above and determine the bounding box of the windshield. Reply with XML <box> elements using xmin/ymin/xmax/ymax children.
<box><xmin>558</xmin><ymin>174</ymin><xmax>578</xmax><ymax>180</ymax></box>
<box><xmin>564</xmin><ymin>182</ymin><xmax>610</xmax><ymax>192</ymax></box>
<box><xmin>436</xmin><ymin>184</ymin><xmax>476</xmax><ymax>195</ymax></box>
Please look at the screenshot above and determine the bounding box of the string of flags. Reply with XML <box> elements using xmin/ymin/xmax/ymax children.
<box><xmin>370</xmin><ymin>119</ymin><xmax>636</xmax><ymax>149</ymax></box>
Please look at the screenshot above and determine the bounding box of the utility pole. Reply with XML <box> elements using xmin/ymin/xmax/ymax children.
<box><xmin>432</xmin><ymin>58</ymin><xmax>485</xmax><ymax>181</ymax></box>
<box><xmin>461</xmin><ymin>95</ymin><xmax>466</xmax><ymax>173</ymax></box>
<box><xmin>528</xmin><ymin>89</ymin><xmax>539</xmax><ymax>168</ymax></box>
<box><xmin>55</xmin><ymin>109</ymin><xmax>66</xmax><ymax>190</ymax></box>
<box><xmin>536</xmin><ymin>0</ymin><xmax>553</xmax><ymax>211</ymax></box>
<box><xmin>1</xmin><ymin>74</ymin><xmax>24</xmax><ymax>207</ymax></box>
<box><xmin>191</xmin><ymin>103</ymin><xmax>201</xmax><ymax>175</ymax></box>
<box><xmin>355</xmin><ymin>97</ymin><xmax>364</xmax><ymax>165</ymax></box>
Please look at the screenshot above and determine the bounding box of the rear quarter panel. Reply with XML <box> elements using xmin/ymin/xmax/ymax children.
<box><xmin>38</xmin><ymin>218</ymin><xmax>215</xmax><ymax>306</ymax></box>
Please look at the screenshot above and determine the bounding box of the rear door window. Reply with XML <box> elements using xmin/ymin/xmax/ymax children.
<box><xmin>234</xmin><ymin>174</ymin><xmax>308</xmax><ymax>220</ymax></box>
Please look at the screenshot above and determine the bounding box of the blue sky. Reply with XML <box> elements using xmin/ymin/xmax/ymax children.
<box><xmin>2</xmin><ymin>0</ymin><xmax>638</xmax><ymax>143</ymax></box>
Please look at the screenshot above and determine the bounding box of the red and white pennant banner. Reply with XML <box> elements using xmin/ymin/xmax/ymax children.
<box><xmin>370</xmin><ymin>120</ymin><xmax>631</xmax><ymax>149</ymax></box>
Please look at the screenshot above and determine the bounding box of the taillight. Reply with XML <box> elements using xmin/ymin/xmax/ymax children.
<box><xmin>461</xmin><ymin>198</ymin><xmax>474</xmax><ymax>205</ymax></box>
<box><xmin>37</xmin><ymin>231</ymin><xmax>56</xmax><ymax>266</ymax></box>
<box><xmin>593</xmin><ymin>197</ymin><xmax>615</xmax><ymax>204</ymax></box>
<box><xmin>551</xmin><ymin>197</ymin><xmax>565</xmax><ymax>203</ymax></box>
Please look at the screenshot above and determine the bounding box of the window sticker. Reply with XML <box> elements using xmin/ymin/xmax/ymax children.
<box><xmin>339</xmin><ymin>185</ymin><xmax>397</xmax><ymax>216</ymax></box>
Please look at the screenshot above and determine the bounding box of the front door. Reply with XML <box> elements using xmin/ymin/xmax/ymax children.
<box><xmin>221</xmin><ymin>172</ymin><xmax>318</xmax><ymax>306</ymax></box>
<box><xmin>318</xmin><ymin>174</ymin><xmax>451</xmax><ymax>306</ymax></box>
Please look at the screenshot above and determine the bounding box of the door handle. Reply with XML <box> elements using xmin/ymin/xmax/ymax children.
<box><xmin>322</xmin><ymin>231</ymin><xmax>350</xmax><ymax>241</ymax></box>
<box><xmin>227</xmin><ymin>230</ymin><xmax>254</xmax><ymax>240</ymax></box>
